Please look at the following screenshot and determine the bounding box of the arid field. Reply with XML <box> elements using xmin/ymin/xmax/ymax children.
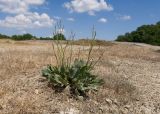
<box><xmin>0</xmin><ymin>39</ymin><xmax>160</xmax><ymax>114</ymax></box>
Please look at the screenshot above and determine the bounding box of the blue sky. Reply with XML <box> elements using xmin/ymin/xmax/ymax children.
<box><xmin>0</xmin><ymin>0</ymin><xmax>160</xmax><ymax>40</ymax></box>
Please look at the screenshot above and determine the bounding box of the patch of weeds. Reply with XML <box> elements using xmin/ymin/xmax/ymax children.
<box><xmin>104</xmin><ymin>75</ymin><xmax>138</xmax><ymax>104</ymax></box>
<box><xmin>42</xmin><ymin>59</ymin><xmax>104</xmax><ymax>97</ymax></box>
<box><xmin>42</xmin><ymin>22</ymin><xmax>104</xmax><ymax>99</ymax></box>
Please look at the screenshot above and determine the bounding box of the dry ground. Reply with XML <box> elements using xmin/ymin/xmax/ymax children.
<box><xmin>0</xmin><ymin>39</ymin><xmax>160</xmax><ymax>114</ymax></box>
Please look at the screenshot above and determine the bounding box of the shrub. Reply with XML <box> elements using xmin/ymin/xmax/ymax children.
<box><xmin>42</xmin><ymin>59</ymin><xmax>104</xmax><ymax>96</ymax></box>
<box><xmin>42</xmin><ymin>22</ymin><xmax>104</xmax><ymax>98</ymax></box>
<box><xmin>53</xmin><ymin>33</ymin><xmax>66</xmax><ymax>40</ymax></box>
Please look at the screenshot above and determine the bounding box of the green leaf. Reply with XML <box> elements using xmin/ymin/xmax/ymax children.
<box><xmin>41</xmin><ymin>60</ymin><xmax>104</xmax><ymax>98</ymax></box>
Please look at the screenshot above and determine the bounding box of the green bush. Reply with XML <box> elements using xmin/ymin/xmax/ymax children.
<box><xmin>12</xmin><ymin>33</ymin><xmax>33</xmax><ymax>40</ymax></box>
<box><xmin>53</xmin><ymin>33</ymin><xmax>66</xmax><ymax>40</ymax></box>
<box><xmin>116</xmin><ymin>21</ymin><xmax>160</xmax><ymax>46</ymax></box>
<box><xmin>42</xmin><ymin>59</ymin><xmax>104</xmax><ymax>97</ymax></box>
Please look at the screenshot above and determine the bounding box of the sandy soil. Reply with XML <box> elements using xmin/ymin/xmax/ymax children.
<box><xmin>0</xmin><ymin>40</ymin><xmax>160</xmax><ymax>114</ymax></box>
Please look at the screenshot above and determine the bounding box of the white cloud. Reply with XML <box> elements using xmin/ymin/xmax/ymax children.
<box><xmin>0</xmin><ymin>0</ymin><xmax>45</xmax><ymax>14</ymax></box>
<box><xmin>54</xmin><ymin>16</ymin><xmax>61</xmax><ymax>20</ymax></box>
<box><xmin>67</xmin><ymin>18</ymin><xmax>75</xmax><ymax>22</ymax></box>
<box><xmin>98</xmin><ymin>18</ymin><xmax>107</xmax><ymax>23</ymax></box>
<box><xmin>119</xmin><ymin>15</ymin><xmax>131</xmax><ymax>21</ymax></box>
<box><xmin>64</xmin><ymin>0</ymin><xmax>113</xmax><ymax>15</ymax></box>
<box><xmin>114</xmin><ymin>13</ymin><xmax>132</xmax><ymax>21</ymax></box>
<box><xmin>24</xmin><ymin>0</ymin><xmax>45</xmax><ymax>5</ymax></box>
<box><xmin>0</xmin><ymin>0</ymin><xmax>55</xmax><ymax>29</ymax></box>
<box><xmin>21</xmin><ymin>30</ymin><xmax>27</xmax><ymax>34</ymax></box>
<box><xmin>0</xmin><ymin>12</ymin><xmax>54</xmax><ymax>29</ymax></box>
<box><xmin>88</xmin><ymin>11</ymin><xmax>96</xmax><ymax>16</ymax></box>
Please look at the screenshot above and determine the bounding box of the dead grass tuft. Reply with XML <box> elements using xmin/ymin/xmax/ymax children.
<box><xmin>65</xmin><ymin>39</ymin><xmax>115</xmax><ymax>46</ymax></box>
<box><xmin>104</xmin><ymin>75</ymin><xmax>138</xmax><ymax>104</ymax></box>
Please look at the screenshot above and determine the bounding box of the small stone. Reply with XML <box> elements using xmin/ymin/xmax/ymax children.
<box><xmin>63</xmin><ymin>86</ymin><xmax>70</xmax><ymax>95</ymax></box>
<box><xmin>105</xmin><ymin>98</ymin><xmax>112</xmax><ymax>105</ymax></box>
<box><xmin>124</xmin><ymin>105</ymin><xmax>131</xmax><ymax>109</ymax></box>
<box><xmin>77</xmin><ymin>96</ymin><xmax>84</xmax><ymax>101</ymax></box>
<box><xmin>42</xmin><ymin>110</ymin><xmax>50</xmax><ymax>114</ymax></box>
<box><xmin>99</xmin><ymin>105</ymin><xmax>108</xmax><ymax>112</ymax></box>
<box><xmin>0</xmin><ymin>105</ymin><xmax>3</xmax><ymax>110</ymax></box>
<box><xmin>60</xmin><ymin>108</ymin><xmax>79</xmax><ymax>114</ymax></box>
<box><xmin>113</xmin><ymin>99</ymin><xmax>119</xmax><ymax>106</ymax></box>
<box><xmin>120</xmin><ymin>108</ymin><xmax>128</xmax><ymax>114</ymax></box>
<box><xmin>35</xmin><ymin>89</ymin><xmax>39</xmax><ymax>94</ymax></box>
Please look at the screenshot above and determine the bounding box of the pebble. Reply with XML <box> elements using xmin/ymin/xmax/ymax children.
<box><xmin>105</xmin><ymin>98</ymin><xmax>112</xmax><ymax>105</ymax></box>
<box><xmin>35</xmin><ymin>89</ymin><xmax>39</xmax><ymax>94</ymax></box>
<box><xmin>0</xmin><ymin>105</ymin><xmax>3</xmax><ymax>110</ymax></box>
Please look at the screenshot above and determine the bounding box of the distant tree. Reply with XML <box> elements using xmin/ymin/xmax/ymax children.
<box><xmin>23</xmin><ymin>34</ymin><xmax>33</xmax><ymax>40</ymax></box>
<box><xmin>12</xmin><ymin>33</ymin><xmax>33</xmax><ymax>40</ymax></box>
<box><xmin>116</xmin><ymin>21</ymin><xmax>160</xmax><ymax>46</ymax></box>
<box><xmin>0</xmin><ymin>33</ymin><xmax>10</xmax><ymax>39</ymax></box>
<box><xmin>32</xmin><ymin>36</ymin><xmax>38</xmax><ymax>40</ymax></box>
<box><xmin>156</xmin><ymin>21</ymin><xmax>160</xmax><ymax>25</ymax></box>
<box><xmin>12</xmin><ymin>35</ymin><xmax>21</xmax><ymax>40</ymax></box>
<box><xmin>53</xmin><ymin>33</ymin><xmax>66</xmax><ymax>40</ymax></box>
<box><xmin>39</xmin><ymin>37</ymin><xmax>53</xmax><ymax>40</ymax></box>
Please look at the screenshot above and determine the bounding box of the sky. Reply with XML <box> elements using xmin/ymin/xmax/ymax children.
<box><xmin>0</xmin><ymin>0</ymin><xmax>160</xmax><ymax>40</ymax></box>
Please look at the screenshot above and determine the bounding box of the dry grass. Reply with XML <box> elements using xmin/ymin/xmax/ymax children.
<box><xmin>0</xmin><ymin>39</ymin><xmax>160</xmax><ymax>113</ymax></box>
<box><xmin>156</xmin><ymin>49</ymin><xmax>160</xmax><ymax>53</ymax></box>
<box><xmin>104</xmin><ymin>43</ymin><xmax>160</xmax><ymax>62</ymax></box>
<box><xmin>0</xmin><ymin>44</ymin><xmax>54</xmax><ymax>80</ymax></box>
<box><xmin>64</xmin><ymin>39</ymin><xmax>115</xmax><ymax>46</ymax></box>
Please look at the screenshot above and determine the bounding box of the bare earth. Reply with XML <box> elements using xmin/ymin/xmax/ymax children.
<box><xmin>0</xmin><ymin>39</ymin><xmax>160</xmax><ymax>114</ymax></box>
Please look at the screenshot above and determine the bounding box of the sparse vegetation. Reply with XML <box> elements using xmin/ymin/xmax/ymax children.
<box><xmin>42</xmin><ymin>22</ymin><xmax>104</xmax><ymax>98</ymax></box>
<box><xmin>0</xmin><ymin>38</ymin><xmax>160</xmax><ymax>113</ymax></box>
<box><xmin>0</xmin><ymin>21</ymin><xmax>159</xmax><ymax>114</ymax></box>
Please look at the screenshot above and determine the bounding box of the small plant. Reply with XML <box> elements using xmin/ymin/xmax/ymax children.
<box><xmin>42</xmin><ymin>59</ymin><xmax>104</xmax><ymax>97</ymax></box>
<box><xmin>42</xmin><ymin>21</ymin><xmax>104</xmax><ymax>98</ymax></box>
